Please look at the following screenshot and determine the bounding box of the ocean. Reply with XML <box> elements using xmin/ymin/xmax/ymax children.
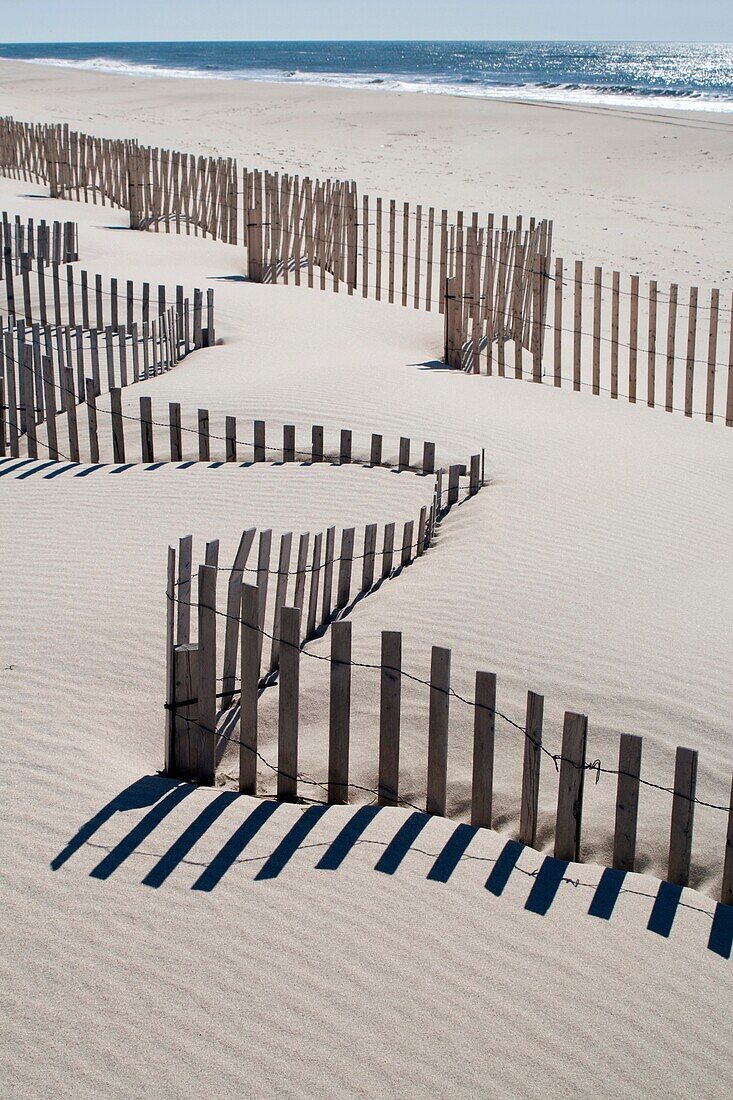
<box><xmin>1</xmin><ymin>40</ymin><xmax>732</xmax><ymax>113</ymax></box>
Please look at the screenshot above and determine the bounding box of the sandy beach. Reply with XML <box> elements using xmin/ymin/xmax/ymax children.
<box><xmin>1</xmin><ymin>58</ymin><xmax>732</xmax><ymax>1098</ymax></box>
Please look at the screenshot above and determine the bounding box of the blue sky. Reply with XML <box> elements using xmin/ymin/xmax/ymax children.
<box><xmin>0</xmin><ymin>1</ymin><xmax>731</xmax><ymax>43</ymax></box>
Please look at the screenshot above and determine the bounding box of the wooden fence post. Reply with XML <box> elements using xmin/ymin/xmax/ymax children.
<box><xmin>370</xmin><ymin>433</ymin><xmax>382</xmax><ymax>466</ymax></box>
<box><xmin>225</xmin><ymin>415</ymin><xmax>237</xmax><ymax>462</ymax></box>
<box><xmin>427</xmin><ymin>646</ymin><xmax>450</xmax><ymax>817</ymax></box>
<box><xmin>648</xmin><ymin>280</ymin><xmax>658</xmax><ymax>408</ymax></box>
<box><xmin>171</xmin><ymin>643</ymin><xmax>199</xmax><ymax>778</ymax></box>
<box><xmin>722</xmin><ymin>774</ymin><xmax>733</xmax><ymax>906</ymax></box>
<box><xmin>169</xmin><ymin>401</ymin><xmax>182</xmax><ymax>461</ymax></box>
<box><xmin>205</xmin><ymin>287</ymin><xmax>215</xmax><ymax>346</ymax></box>
<box><xmin>306</xmin><ymin>532</ymin><xmax>323</xmax><ymax>637</ymax></box>
<box><xmin>196</xmin><ymin>563</ymin><xmax>218</xmax><ymax>785</ymax></box>
<box><xmin>164</xmin><ymin>544</ymin><xmax>176</xmax><ymax>773</ymax></box>
<box><xmin>471</xmin><ymin>671</ymin><xmax>496</xmax><ymax>829</ymax></box>
<box><xmin>270</xmin><ymin>531</ymin><xmax>293</xmax><ymax>671</ymax></box>
<box><xmin>339</xmin><ymin>428</ymin><xmax>352</xmax><ymax>465</ymax></box>
<box><xmin>85</xmin><ymin>378</ymin><xmax>99</xmax><ymax>463</ymax></box>
<box><xmin>283</xmin><ymin>423</ymin><xmax>295</xmax><ymax>462</ymax></box>
<box><xmin>255</xmin><ymin>529</ymin><xmax>272</xmax><ymax>676</ymax></box>
<box><xmin>550</xmin><ymin>257</ymin><xmax>561</xmax><ymax>387</ymax></box>
<box><xmin>398</xmin><ymin>436</ymin><xmax>410</xmax><ymax>471</ymax></box>
<box><xmin>554</xmin><ymin>711</ymin><xmax>587</xmax><ymax>862</ymax></box>
<box><xmin>519</xmin><ymin>691</ymin><xmax>544</xmax><ymax>847</ymax></box>
<box><xmin>336</xmin><ymin>527</ymin><xmax>355</xmax><ymax>608</ymax></box>
<box><xmin>41</xmin><ymin>356</ymin><xmax>58</xmax><ymax>460</ymax></box>
<box><xmin>328</xmin><ymin>620</ymin><xmax>351</xmax><ymax>804</ymax></box>
<box><xmin>321</xmin><ymin>526</ymin><xmax>336</xmax><ymax>624</ymax></box>
<box><xmin>532</xmin><ymin>254</ymin><xmax>543</xmax><ymax>382</ymax></box>
<box><xmin>667</xmin><ymin>746</ymin><xmax>697</xmax><ymax>887</ymax></box>
<box><xmin>613</xmin><ymin>733</ymin><xmax>643</xmax><ymax>872</ymax></box>
<box><xmin>140</xmin><ymin>395</ymin><xmax>154</xmax><ymax>462</ymax></box>
<box><xmin>469</xmin><ymin>454</ymin><xmax>480</xmax><ymax>496</ymax></box>
<box><xmin>379</xmin><ymin>630</ymin><xmax>402</xmax><ymax>807</ymax></box>
<box><xmin>444</xmin><ymin>275</ymin><xmax>461</xmax><ymax>368</ymax></box>
<box><xmin>292</xmin><ymin>532</ymin><xmax>310</xmax><ymax>623</ymax></box>
<box><xmin>447</xmin><ymin>464</ymin><xmax>460</xmax><ymax>506</ymax></box>
<box><xmin>592</xmin><ymin>266</ymin><xmax>602</xmax><ymax>395</ymax></box>
<box><xmin>63</xmin><ymin>366</ymin><xmax>80</xmax><ymax>462</ymax></box>
<box><xmin>198</xmin><ymin>408</ymin><xmax>210</xmax><ymax>461</ymax></box>
<box><xmin>361</xmin><ymin>523</ymin><xmax>377</xmax><ymax>591</ymax></box>
<box><xmin>381</xmin><ymin>521</ymin><xmax>395</xmax><ymax>580</ymax></box>
<box><xmin>176</xmin><ymin>534</ymin><xmax>193</xmax><ymax>645</ymax></box>
<box><xmin>684</xmin><ymin>287</ymin><xmax>698</xmax><ymax>418</ymax></box>
<box><xmin>422</xmin><ymin>440</ymin><xmax>435</xmax><ymax>474</ymax></box>
<box><xmin>400</xmin><ymin>520</ymin><xmax>414</xmax><ymax>567</ymax></box>
<box><xmin>311</xmin><ymin>424</ymin><xmax>323</xmax><ymax>462</ymax></box>
<box><xmin>250</xmin><ymin>418</ymin><xmax>264</xmax><ymax>462</ymax></box>
<box><xmin>239</xmin><ymin>582</ymin><xmax>260</xmax><ymax>795</ymax></box>
<box><xmin>277</xmin><ymin>605</ymin><xmax>300</xmax><ymax>800</ymax></box>
<box><xmin>666</xmin><ymin>283</ymin><xmax>678</xmax><ymax>413</ymax></box>
<box><xmin>705</xmin><ymin>287</ymin><xmax>718</xmax><ymax>424</ymax></box>
<box><xmin>573</xmin><ymin>260</ymin><xmax>582</xmax><ymax>390</ymax></box>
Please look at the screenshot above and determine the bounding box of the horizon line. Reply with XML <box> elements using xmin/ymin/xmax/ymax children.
<box><xmin>1</xmin><ymin>38</ymin><xmax>732</xmax><ymax>46</ymax></box>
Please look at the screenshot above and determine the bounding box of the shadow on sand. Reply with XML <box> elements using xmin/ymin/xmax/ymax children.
<box><xmin>51</xmin><ymin>775</ymin><xmax>732</xmax><ymax>960</ymax></box>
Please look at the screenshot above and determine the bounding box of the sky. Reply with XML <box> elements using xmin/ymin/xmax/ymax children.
<box><xmin>0</xmin><ymin>1</ymin><xmax>731</xmax><ymax>43</ymax></box>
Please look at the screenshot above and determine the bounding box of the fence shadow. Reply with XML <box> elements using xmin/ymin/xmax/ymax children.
<box><xmin>49</xmin><ymin>777</ymin><xmax>732</xmax><ymax>960</ymax></box>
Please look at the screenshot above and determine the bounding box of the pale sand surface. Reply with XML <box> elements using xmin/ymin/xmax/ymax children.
<box><xmin>0</xmin><ymin>68</ymin><xmax>732</xmax><ymax>1097</ymax></box>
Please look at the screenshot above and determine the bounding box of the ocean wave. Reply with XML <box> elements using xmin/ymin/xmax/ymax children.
<box><xmin>15</xmin><ymin>55</ymin><xmax>733</xmax><ymax>113</ymax></box>
<box><xmin>23</xmin><ymin>55</ymin><xmax>234</xmax><ymax>80</ymax></box>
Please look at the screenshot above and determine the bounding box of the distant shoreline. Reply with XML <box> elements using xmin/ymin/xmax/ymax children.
<box><xmin>2</xmin><ymin>39</ymin><xmax>733</xmax><ymax>115</ymax></box>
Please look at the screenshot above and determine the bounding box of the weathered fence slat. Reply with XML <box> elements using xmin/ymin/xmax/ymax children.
<box><xmin>471</xmin><ymin>671</ymin><xmax>496</xmax><ymax>829</ymax></box>
<box><xmin>379</xmin><ymin>631</ymin><xmax>402</xmax><ymax>807</ymax></box>
<box><xmin>613</xmin><ymin>733</ymin><xmax>643</xmax><ymax>873</ymax></box>
<box><xmin>554</xmin><ymin>712</ymin><xmax>588</xmax><ymax>862</ymax></box>
<box><xmin>427</xmin><ymin>646</ymin><xmax>450</xmax><ymax>817</ymax></box>
<box><xmin>277</xmin><ymin>605</ymin><xmax>301</xmax><ymax>800</ymax></box>
<box><xmin>239</xmin><ymin>582</ymin><xmax>260</xmax><ymax>795</ymax></box>
<box><xmin>519</xmin><ymin>691</ymin><xmax>544</xmax><ymax>847</ymax></box>
<box><xmin>667</xmin><ymin>746</ymin><xmax>697</xmax><ymax>887</ymax></box>
<box><xmin>196</xmin><ymin>563</ymin><xmax>218</xmax><ymax>785</ymax></box>
<box><xmin>328</xmin><ymin>620</ymin><xmax>352</xmax><ymax>805</ymax></box>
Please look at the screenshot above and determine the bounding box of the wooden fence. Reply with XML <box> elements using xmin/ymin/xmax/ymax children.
<box><xmin>242</xmin><ymin>169</ymin><xmax>550</xmax><ymax>340</ymax></box>
<box><xmin>163</xmin><ymin>455</ymin><xmax>484</xmax><ymax>769</ymax></box>
<box><xmin>1</xmin><ymin>255</ymin><xmax>214</xmax><ymax>339</ymax></box>
<box><xmin>3</xmin><ymin>117</ymin><xmax>733</xmax><ymax>425</ymax></box>
<box><xmin>0</xmin><ymin>301</ymin><xmax>212</xmax><ymax>458</ymax></box>
<box><xmin>456</xmin><ymin>258</ymin><xmax>733</xmax><ymax>427</ymax></box>
<box><xmin>3</xmin><ymin>369</ymin><xmax>481</xmax><ymax>488</ymax></box>
<box><xmin>1</xmin><ymin>212</ymin><xmax>78</xmax><ymax>271</ymax></box>
<box><xmin>0</xmin><ymin>116</ymin><xmax>551</xmax><ymax>358</ymax></box>
<box><xmin>164</xmin><ymin>563</ymin><xmax>733</xmax><ymax>906</ymax></box>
